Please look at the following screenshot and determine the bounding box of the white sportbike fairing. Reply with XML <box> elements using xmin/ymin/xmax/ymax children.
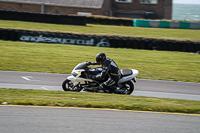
<box><xmin>62</xmin><ymin>62</ymin><xmax>139</xmax><ymax>95</ymax></box>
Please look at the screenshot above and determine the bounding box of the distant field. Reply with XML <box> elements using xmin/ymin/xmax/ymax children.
<box><xmin>0</xmin><ymin>40</ymin><xmax>200</xmax><ymax>83</ymax></box>
<box><xmin>0</xmin><ymin>20</ymin><xmax>200</xmax><ymax>41</ymax></box>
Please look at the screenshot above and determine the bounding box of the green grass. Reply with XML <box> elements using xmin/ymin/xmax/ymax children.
<box><xmin>0</xmin><ymin>20</ymin><xmax>200</xmax><ymax>40</ymax></box>
<box><xmin>1</xmin><ymin>88</ymin><xmax>200</xmax><ymax>114</ymax></box>
<box><xmin>0</xmin><ymin>20</ymin><xmax>200</xmax><ymax>113</ymax></box>
<box><xmin>0</xmin><ymin>40</ymin><xmax>200</xmax><ymax>83</ymax></box>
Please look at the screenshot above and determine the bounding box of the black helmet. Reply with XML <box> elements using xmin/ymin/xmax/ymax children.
<box><xmin>96</xmin><ymin>52</ymin><xmax>106</xmax><ymax>65</ymax></box>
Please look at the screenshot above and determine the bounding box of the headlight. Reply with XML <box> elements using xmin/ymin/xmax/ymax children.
<box><xmin>72</xmin><ymin>72</ymin><xmax>78</xmax><ymax>77</ymax></box>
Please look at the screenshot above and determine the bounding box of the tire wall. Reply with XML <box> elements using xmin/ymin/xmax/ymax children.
<box><xmin>87</xmin><ymin>18</ymin><xmax>200</xmax><ymax>29</ymax></box>
<box><xmin>0</xmin><ymin>10</ymin><xmax>86</xmax><ymax>26</ymax></box>
<box><xmin>86</xmin><ymin>17</ymin><xmax>133</xmax><ymax>26</ymax></box>
<box><xmin>0</xmin><ymin>28</ymin><xmax>199</xmax><ymax>53</ymax></box>
<box><xmin>0</xmin><ymin>10</ymin><xmax>199</xmax><ymax>29</ymax></box>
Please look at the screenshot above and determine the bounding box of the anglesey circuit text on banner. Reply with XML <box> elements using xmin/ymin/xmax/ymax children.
<box><xmin>20</xmin><ymin>35</ymin><xmax>110</xmax><ymax>47</ymax></box>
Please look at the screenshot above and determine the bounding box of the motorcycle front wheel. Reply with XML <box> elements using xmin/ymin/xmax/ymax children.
<box><xmin>62</xmin><ymin>79</ymin><xmax>82</xmax><ymax>92</ymax></box>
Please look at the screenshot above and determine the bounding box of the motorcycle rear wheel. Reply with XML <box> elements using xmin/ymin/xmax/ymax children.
<box><xmin>121</xmin><ymin>81</ymin><xmax>134</xmax><ymax>95</ymax></box>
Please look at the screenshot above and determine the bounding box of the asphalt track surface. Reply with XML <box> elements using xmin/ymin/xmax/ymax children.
<box><xmin>0</xmin><ymin>106</ymin><xmax>200</xmax><ymax>133</ymax></box>
<box><xmin>0</xmin><ymin>71</ymin><xmax>200</xmax><ymax>100</ymax></box>
<box><xmin>1</xmin><ymin>71</ymin><xmax>200</xmax><ymax>133</ymax></box>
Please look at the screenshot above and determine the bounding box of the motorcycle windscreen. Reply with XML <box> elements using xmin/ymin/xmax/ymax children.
<box><xmin>74</xmin><ymin>62</ymin><xmax>88</xmax><ymax>70</ymax></box>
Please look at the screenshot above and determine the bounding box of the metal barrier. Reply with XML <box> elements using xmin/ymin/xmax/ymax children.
<box><xmin>133</xmin><ymin>20</ymin><xmax>200</xmax><ymax>29</ymax></box>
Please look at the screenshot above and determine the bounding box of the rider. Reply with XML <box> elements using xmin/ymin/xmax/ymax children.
<box><xmin>87</xmin><ymin>52</ymin><xmax>121</xmax><ymax>92</ymax></box>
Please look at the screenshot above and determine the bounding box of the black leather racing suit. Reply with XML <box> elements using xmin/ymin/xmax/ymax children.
<box><xmin>90</xmin><ymin>58</ymin><xmax>121</xmax><ymax>91</ymax></box>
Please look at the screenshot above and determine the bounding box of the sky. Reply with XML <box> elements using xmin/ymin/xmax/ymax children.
<box><xmin>173</xmin><ymin>0</ymin><xmax>200</xmax><ymax>4</ymax></box>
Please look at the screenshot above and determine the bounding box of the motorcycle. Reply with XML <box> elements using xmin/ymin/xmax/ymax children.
<box><xmin>62</xmin><ymin>61</ymin><xmax>139</xmax><ymax>95</ymax></box>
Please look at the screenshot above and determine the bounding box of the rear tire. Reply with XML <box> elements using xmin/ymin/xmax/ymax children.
<box><xmin>123</xmin><ymin>81</ymin><xmax>134</xmax><ymax>95</ymax></box>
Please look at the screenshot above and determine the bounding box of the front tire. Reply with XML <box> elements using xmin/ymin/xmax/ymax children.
<box><xmin>62</xmin><ymin>79</ymin><xmax>73</xmax><ymax>91</ymax></box>
<box><xmin>62</xmin><ymin>79</ymin><xmax>82</xmax><ymax>92</ymax></box>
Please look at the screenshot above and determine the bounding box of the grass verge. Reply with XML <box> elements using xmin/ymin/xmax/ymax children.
<box><xmin>0</xmin><ymin>40</ymin><xmax>200</xmax><ymax>83</ymax></box>
<box><xmin>0</xmin><ymin>41</ymin><xmax>200</xmax><ymax>82</ymax></box>
<box><xmin>1</xmin><ymin>88</ymin><xmax>200</xmax><ymax>114</ymax></box>
<box><xmin>0</xmin><ymin>20</ymin><xmax>200</xmax><ymax>41</ymax></box>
